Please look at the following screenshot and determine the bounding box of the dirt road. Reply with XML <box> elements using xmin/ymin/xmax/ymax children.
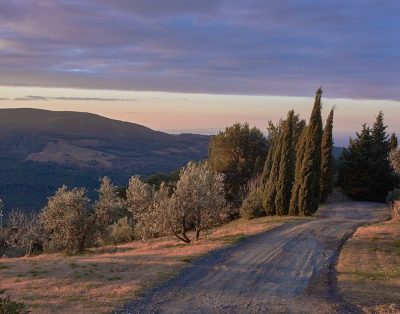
<box><xmin>115</xmin><ymin>201</ymin><xmax>388</xmax><ymax>314</ymax></box>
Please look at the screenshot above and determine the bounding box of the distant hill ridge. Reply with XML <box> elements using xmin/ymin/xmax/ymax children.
<box><xmin>0</xmin><ymin>108</ymin><xmax>210</xmax><ymax>211</ymax></box>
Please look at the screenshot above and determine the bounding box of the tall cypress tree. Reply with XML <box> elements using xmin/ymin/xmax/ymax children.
<box><xmin>289</xmin><ymin>127</ymin><xmax>307</xmax><ymax>216</ymax></box>
<box><xmin>262</xmin><ymin>132</ymin><xmax>283</xmax><ymax>215</ymax></box>
<box><xmin>320</xmin><ymin>108</ymin><xmax>335</xmax><ymax>203</ymax></box>
<box><xmin>275</xmin><ymin>111</ymin><xmax>295</xmax><ymax>215</ymax></box>
<box><xmin>297</xmin><ymin>88</ymin><xmax>323</xmax><ymax>215</ymax></box>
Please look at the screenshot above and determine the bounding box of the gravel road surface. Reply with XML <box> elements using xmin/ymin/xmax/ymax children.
<box><xmin>115</xmin><ymin>200</ymin><xmax>388</xmax><ymax>314</ymax></box>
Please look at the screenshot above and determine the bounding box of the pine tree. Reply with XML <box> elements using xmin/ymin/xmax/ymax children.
<box><xmin>338</xmin><ymin>112</ymin><xmax>398</xmax><ymax>202</ymax></box>
<box><xmin>320</xmin><ymin>108</ymin><xmax>335</xmax><ymax>203</ymax></box>
<box><xmin>338</xmin><ymin>125</ymin><xmax>375</xmax><ymax>200</ymax></box>
<box><xmin>370</xmin><ymin>112</ymin><xmax>397</xmax><ymax>200</ymax></box>
<box><xmin>296</xmin><ymin>88</ymin><xmax>323</xmax><ymax>215</ymax></box>
<box><xmin>275</xmin><ymin>111</ymin><xmax>295</xmax><ymax>215</ymax></box>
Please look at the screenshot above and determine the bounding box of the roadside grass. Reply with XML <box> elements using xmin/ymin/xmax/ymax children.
<box><xmin>0</xmin><ymin>215</ymin><xmax>303</xmax><ymax>314</ymax></box>
<box><xmin>337</xmin><ymin>218</ymin><xmax>400</xmax><ymax>313</ymax></box>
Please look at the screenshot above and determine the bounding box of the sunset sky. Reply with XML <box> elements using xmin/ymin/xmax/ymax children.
<box><xmin>1</xmin><ymin>1</ymin><xmax>399</xmax><ymax>145</ymax></box>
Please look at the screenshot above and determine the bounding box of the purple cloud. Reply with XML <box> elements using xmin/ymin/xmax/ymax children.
<box><xmin>0</xmin><ymin>0</ymin><xmax>399</xmax><ymax>99</ymax></box>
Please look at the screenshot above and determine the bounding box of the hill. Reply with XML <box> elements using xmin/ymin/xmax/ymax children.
<box><xmin>0</xmin><ymin>108</ymin><xmax>209</xmax><ymax>211</ymax></box>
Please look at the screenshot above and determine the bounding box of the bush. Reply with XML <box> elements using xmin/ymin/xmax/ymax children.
<box><xmin>108</xmin><ymin>217</ymin><xmax>133</xmax><ymax>245</ymax></box>
<box><xmin>0</xmin><ymin>289</ymin><xmax>29</xmax><ymax>314</ymax></box>
<box><xmin>386</xmin><ymin>188</ymin><xmax>400</xmax><ymax>204</ymax></box>
<box><xmin>240</xmin><ymin>191</ymin><xmax>265</xmax><ymax>219</ymax></box>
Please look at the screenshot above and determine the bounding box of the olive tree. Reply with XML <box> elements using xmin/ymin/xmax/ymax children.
<box><xmin>40</xmin><ymin>186</ymin><xmax>93</xmax><ymax>253</ymax></box>
<box><xmin>125</xmin><ymin>176</ymin><xmax>154</xmax><ymax>222</ymax></box>
<box><xmin>7</xmin><ymin>209</ymin><xmax>46</xmax><ymax>256</ymax></box>
<box><xmin>135</xmin><ymin>182</ymin><xmax>171</xmax><ymax>240</ymax></box>
<box><xmin>390</xmin><ymin>148</ymin><xmax>400</xmax><ymax>175</ymax></box>
<box><xmin>164</xmin><ymin>162</ymin><xmax>227</xmax><ymax>243</ymax></box>
<box><xmin>94</xmin><ymin>177</ymin><xmax>124</xmax><ymax>242</ymax></box>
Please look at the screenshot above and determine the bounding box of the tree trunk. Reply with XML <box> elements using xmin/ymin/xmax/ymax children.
<box><xmin>195</xmin><ymin>227</ymin><xmax>201</xmax><ymax>240</ymax></box>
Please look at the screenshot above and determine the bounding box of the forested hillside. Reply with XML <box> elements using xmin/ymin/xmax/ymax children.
<box><xmin>0</xmin><ymin>109</ymin><xmax>209</xmax><ymax>211</ymax></box>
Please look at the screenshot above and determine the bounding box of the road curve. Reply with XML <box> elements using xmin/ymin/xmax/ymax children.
<box><xmin>115</xmin><ymin>200</ymin><xmax>388</xmax><ymax>314</ymax></box>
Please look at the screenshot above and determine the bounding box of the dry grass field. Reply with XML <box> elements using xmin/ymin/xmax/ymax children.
<box><xmin>0</xmin><ymin>216</ymin><xmax>303</xmax><ymax>313</ymax></box>
<box><xmin>337</xmin><ymin>215</ymin><xmax>400</xmax><ymax>313</ymax></box>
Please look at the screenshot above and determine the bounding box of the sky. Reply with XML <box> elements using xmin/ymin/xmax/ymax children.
<box><xmin>0</xmin><ymin>0</ymin><xmax>399</xmax><ymax>145</ymax></box>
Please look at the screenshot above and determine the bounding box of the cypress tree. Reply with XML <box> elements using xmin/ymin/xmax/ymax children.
<box><xmin>297</xmin><ymin>88</ymin><xmax>323</xmax><ymax>215</ymax></box>
<box><xmin>262</xmin><ymin>132</ymin><xmax>283</xmax><ymax>215</ymax></box>
<box><xmin>261</xmin><ymin>121</ymin><xmax>283</xmax><ymax>184</ymax></box>
<box><xmin>320</xmin><ymin>108</ymin><xmax>335</xmax><ymax>203</ymax></box>
<box><xmin>389</xmin><ymin>133</ymin><xmax>398</xmax><ymax>151</ymax></box>
<box><xmin>275</xmin><ymin>111</ymin><xmax>295</xmax><ymax>215</ymax></box>
<box><xmin>289</xmin><ymin>127</ymin><xmax>307</xmax><ymax>216</ymax></box>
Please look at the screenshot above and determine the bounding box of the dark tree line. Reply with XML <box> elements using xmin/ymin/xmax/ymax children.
<box><xmin>338</xmin><ymin>112</ymin><xmax>398</xmax><ymax>202</ymax></box>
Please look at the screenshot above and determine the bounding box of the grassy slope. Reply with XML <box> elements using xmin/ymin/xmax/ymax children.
<box><xmin>337</xmin><ymin>217</ymin><xmax>400</xmax><ymax>313</ymax></box>
<box><xmin>0</xmin><ymin>216</ymin><xmax>303</xmax><ymax>314</ymax></box>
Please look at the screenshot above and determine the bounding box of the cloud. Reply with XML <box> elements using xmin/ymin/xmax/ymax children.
<box><xmin>14</xmin><ymin>96</ymin><xmax>48</xmax><ymax>101</ymax></box>
<box><xmin>13</xmin><ymin>95</ymin><xmax>136</xmax><ymax>101</ymax></box>
<box><xmin>0</xmin><ymin>1</ymin><xmax>399</xmax><ymax>99</ymax></box>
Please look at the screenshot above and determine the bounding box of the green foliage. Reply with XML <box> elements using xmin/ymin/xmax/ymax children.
<box><xmin>94</xmin><ymin>177</ymin><xmax>124</xmax><ymax>242</ymax></box>
<box><xmin>262</xmin><ymin>131</ymin><xmax>283</xmax><ymax>215</ymax></box>
<box><xmin>390</xmin><ymin>148</ymin><xmax>400</xmax><ymax>175</ymax></box>
<box><xmin>108</xmin><ymin>216</ymin><xmax>133</xmax><ymax>245</ymax></box>
<box><xmin>262</xmin><ymin>110</ymin><xmax>306</xmax><ymax>216</ymax></box>
<box><xmin>291</xmin><ymin>88</ymin><xmax>323</xmax><ymax>216</ymax></box>
<box><xmin>289</xmin><ymin>128</ymin><xmax>307</xmax><ymax>216</ymax></box>
<box><xmin>275</xmin><ymin>111</ymin><xmax>296</xmax><ymax>215</ymax></box>
<box><xmin>145</xmin><ymin>170</ymin><xmax>180</xmax><ymax>189</ymax></box>
<box><xmin>320</xmin><ymin>108</ymin><xmax>335</xmax><ymax>203</ymax></box>
<box><xmin>208</xmin><ymin>123</ymin><xmax>268</xmax><ymax>205</ymax></box>
<box><xmin>389</xmin><ymin>133</ymin><xmax>398</xmax><ymax>151</ymax></box>
<box><xmin>0</xmin><ymin>289</ymin><xmax>29</xmax><ymax>314</ymax></box>
<box><xmin>338</xmin><ymin>112</ymin><xmax>398</xmax><ymax>202</ymax></box>
<box><xmin>240</xmin><ymin>190</ymin><xmax>265</xmax><ymax>220</ymax></box>
<box><xmin>40</xmin><ymin>186</ymin><xmax>93</xmax><ymax>253</ymax></box>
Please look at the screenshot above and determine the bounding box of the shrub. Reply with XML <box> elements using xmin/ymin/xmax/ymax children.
<box><xmin>0</xmin><ymin>289</ymin><xmax>29</xmax><ymax>314</ymax></box>
<box><xmin>108</xmin><ymin>216</ymin><xmax>133</xmax><ymax>245</ymax></box>
<box><xmin>240</xmin><ymin>190</ymin><xmax>264</xmax><ymax>220</ymax></box>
